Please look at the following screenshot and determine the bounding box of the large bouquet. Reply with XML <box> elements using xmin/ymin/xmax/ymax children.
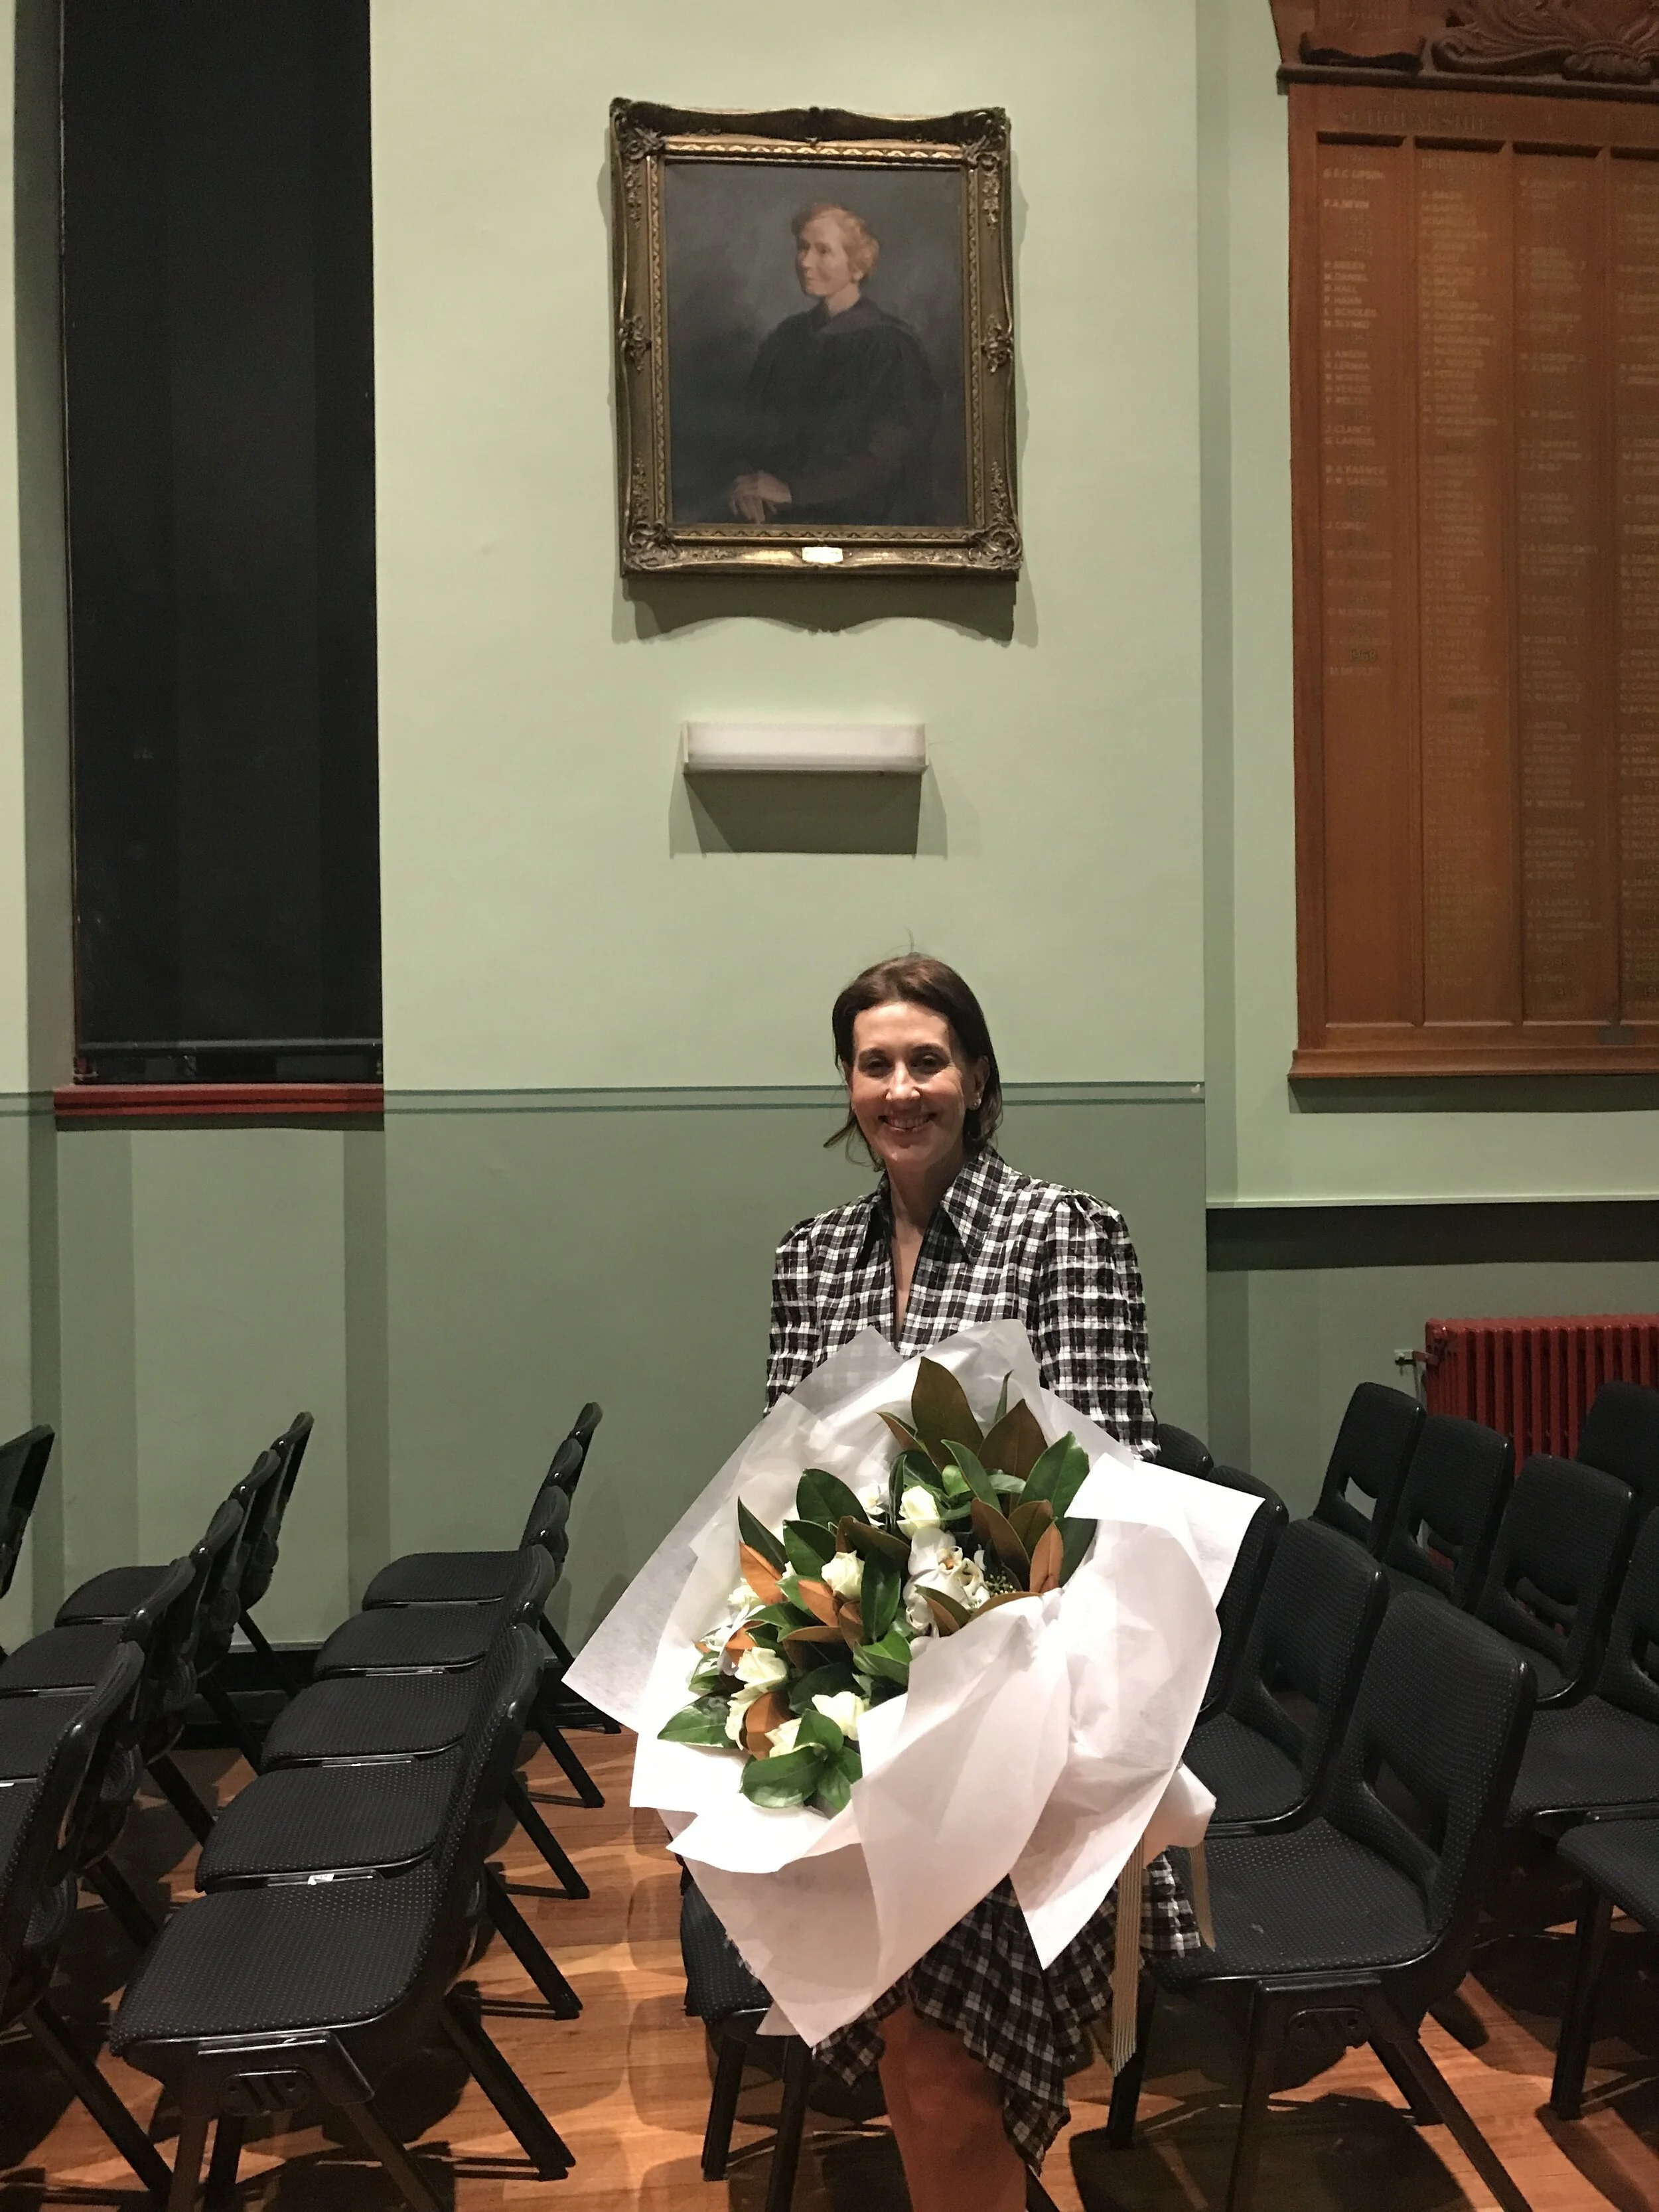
<box><xmin>660</xmin><ymin>1358</ymin><xmax>1098</xmax><ymax>1816</ymax></box>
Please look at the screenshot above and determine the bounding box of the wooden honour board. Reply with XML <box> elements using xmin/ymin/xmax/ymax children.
<box><xmin>1289</xmin><ymin>78</ymin><xmax>1659</xmax><ymax>1075</ymax></box>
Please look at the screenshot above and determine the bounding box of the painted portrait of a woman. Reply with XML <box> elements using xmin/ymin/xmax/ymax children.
<box><xmin>727</xmin><ymin>204</ymin><xmax>942</xmax><ymax>527</ymax></box>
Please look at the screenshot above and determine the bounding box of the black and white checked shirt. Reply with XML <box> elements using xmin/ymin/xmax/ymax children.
<box><xmin>766</xmin><ymin>1147</ymin><xmax>1157</xmax><ymax>1452</ymax></box>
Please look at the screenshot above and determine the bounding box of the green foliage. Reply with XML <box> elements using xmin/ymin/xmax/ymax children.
<box><xmin>797</xmin><ymin>1467</ymin><xmax>867</xmax><ymax>1530</ymax></box>
<box><xmin>912</xmin><ymin>1359</ymin><xmax>983</xmax><ymax>1470</ymax></box>
<box><xmin>739</xmin><ymin>1745</ymin><xmax>829</xmax><ymax>1808</ymax></box>
<box><xmin>737</xmin><ymin>1501</ymin><xmax>786</xmax><ymax>1574</ymax></box>
<box><xmin>788</xmin><ymin>1660</ymin><xmax>855</xmax><ymax>1712</ymax></box>
<box><xmin>858</xmin><ymin>1550</ymin><xmax>902</xmax><ymax>1644</ymax></box>
<box><xmin>1058</xmin><ymin>1516</ymin><xmax>1097</xmax><ymax>1585</ymax></box>
<box><xmin>856</xmin><ymin>1624</ymin><xmax>914</xmax><ymax>1686</ymax></box>
<box><xmin>1023</xmin><ymin>1435</ymin><xmax>1091</xmax><ymax>1519</ymax></box>
<box><xmin>943</xmin><ymin>1439</ymin><xmax>999</xmax><ymax>1505</ymax></box>
<box><xmin>658</xmin><ymin>1696</ymin><xmax>731</xmax><ymax>1747</ymax></box>
<box><xmin>783</xmin><ymin>1519</ymin><xmax>836</xmax><ymax>1578</ymax></box>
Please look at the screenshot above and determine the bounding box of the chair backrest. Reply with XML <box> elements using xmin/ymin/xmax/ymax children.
<box><xmin>238</xmin><ymin>1410</ymin><xmax>314</xmax><ymax>1615</ymax></box>
<box><xmin>1312</xmin><ymin>1382</ymin><xmax>1423</xmax><ymax>1554</ymax></box>
<box><xmin>1577</xmin><ymin>1380</ymin><xmax>1659</xmax><ymax>1525</ymax></box>
<box><xmin>1474</xmin><ymin>1454</ymin><xmax>1636</xmax><ymax>1700</ymax></box>
<box><xmin>135</xmin><ymin>1497</ymin><xmax>246</xmax><ymax>1745</ymax></box>
<box><xmin>1323</xmin><ymin>1593</ymin><xmax>1533</xmax><ymax>2002</ymax></box>
<box><xmin>0</xmin><ymin>1642</ymin><xmax>145</xmax><ymax>1987</ymax></box>
<box><xmin>1153</xmin><ymin>1423</ymin><xmax>1214</xmax><ymax>1479</ymax></box>
<box><xmin>553</xmin><ymin>1404</ymin><xmax>603</xmax><ymax>1497</ymax></box>
<box><xmin>0</xmin><ymin>1427</ymin><xmax>54</xmax><ymax>1606</ymax></box>
<box><xmin>1227</xmin><ymin>1518</ymin><xmax>1388</xmax><ymax>1790</ymax></box>
<box><xmin>197</xmin><ymin>1449</ymin><xmax>285</xmax><ymax>1674</ymax></box>
<box><xmin>1202</xmin><ymin>1476</ymin><xmax>1289</xmax><ymax>1718</ymax></box>
<box><xmin>1384</xmin><ymin>1413</ymin><xmax>1514</xmax><ymax>1610</ymax></box>
<box><xmin>1593</xmin><ymin>1509</ymin><xmax>1659</xmax><ymax>1725</ymax></box>
<box><xmin>520</xmin><ymin>1473</ymin><xmax>574</xmax><ymax>1570</ymax></box>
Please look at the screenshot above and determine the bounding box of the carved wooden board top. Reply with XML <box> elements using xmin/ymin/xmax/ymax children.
<box><xmin>1271</xmin><ymin>1</ymin><xmax>1659</xmax><ymax>94</ymax></box>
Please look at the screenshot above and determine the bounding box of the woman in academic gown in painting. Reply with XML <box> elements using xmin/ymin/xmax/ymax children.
<box><xmin>727</xmin><ymin>202</ymin><xmax>942</xmax><ymax>526</ymax></box>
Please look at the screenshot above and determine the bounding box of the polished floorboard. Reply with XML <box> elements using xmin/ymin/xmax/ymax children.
<box><xmin>1</xmin><ymin>1730</ymin><xmax>1655</xmax><ymax>2211</ymax></box>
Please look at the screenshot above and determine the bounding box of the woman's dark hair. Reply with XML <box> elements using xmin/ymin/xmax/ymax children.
<box><xmin>827</xmin><ymin>954</ymin><xmax>1003</xmax><ymax>1159</ymax></box>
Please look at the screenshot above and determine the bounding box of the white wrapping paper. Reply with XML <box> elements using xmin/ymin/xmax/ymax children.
<box><xmin>565</xmin><ymin>1322</ymin><xmax>1257</xmax><ymax>2047</ymax></box>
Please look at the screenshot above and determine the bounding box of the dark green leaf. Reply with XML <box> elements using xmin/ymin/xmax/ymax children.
<box><xmin>922</xmin><ymin>1587</ymin><xmax>972</xmax><ymax>1635</ymax></box>
<box><xmin>993</xmin><ymin>1372</ymin><xmax>1011</xmax><ymax>1426</ymax></box>
<box><xmin>979</xmin><ymin>1399</ymin><xmax>1048</xmax><ymax>1483</ymax></box>
<box><xmin>739</xmin><ymin>1744</ymin><xmax>830</xmax><ymax>1808</ymax></box>
<box><xmin>970</xmin><ymin>1498</ymin><xmax>1031</xmax><ymax>1587</ymax></box>
<box><xmin>782</xmin><ymin>1520</ymin><xmax>836</xmax><ymax>1579</ymax></box>
<box><xmin>913</xmin><ymin>1358</ymin><xmax>984</xmax><ymax>1471</ymax></box>
<box><xmin>843</xmin><ymin>1518</ymin><xmax>910</xmax><ymax>1570</ymax></box>
<box><xmin>1023</xmin><ymin>1435</ymin><xmax>1090</xmax><ymax>1518</ymax></box>
<box><xmin>788</xmin><ymin>1660</ymin><xmax>855</xmax><ymax>1712</ymax></box>
<box><xmin>794</xmin><ymin>1708</ymin><xmax>845</xmax><ymax>1751</ymax></box>
<box><xmin>944</xmin><ymin>1440</ymin><xmax>999</xmax><ymax>1505</ymax></box>
<box><xmin>737</xmin><ymin>1501</ymin><xmax>786</xmax><ymax>1574</ymax></box>
<box><xmin>1007</xmin><ymin>1498</ymin><xmax>1055</xmax><ymax>1554</ymax></box>
<box><xmin>658</xmin><ymin>1696</ymin><xmax>731</xmax><ymax>1747</ymax></box>
<box><xmin>859</xmin><ymin>1550</ymin><xmax>901</xmax><ymax>1644</ymax></box>
<box><xmin>877</xmin><ymin>1410</ymin><xmax>926</xmax><ymax>1457</ymax></box>
<box><xmin>855</xmin><ymin>1624</ymin><xmax>914</xmax><ymax>1685</ymax></box>
<box><xmin>814</xmin><ymin>1745</ymin><xmax>862</xmax><ymax>1816</ymax></box>
<box><xmin>688</xmin><ymin>1653</ymin><xmax>723</xmax><ymax>1692</ymax></box>
<box><xmin>749</xmin><ymin>1603</ymin><xmax>814</xmax><ymax>1634</ymax></box>
<box><xmin>798</xmin><ymin>1467</ymin><xmax>867</xmax><ymax>1530</ymax></box>
<box><xmin>1058</xmin><ymin>1516</ymin><xmax>1097</xmax><ymax>1585</ymax></box>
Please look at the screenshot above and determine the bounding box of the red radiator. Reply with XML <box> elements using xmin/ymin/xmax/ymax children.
<box><xmin>1422</xmin><ymin>1317</ymin><xmax>1659</xmax><ymax>1466</ymax></box>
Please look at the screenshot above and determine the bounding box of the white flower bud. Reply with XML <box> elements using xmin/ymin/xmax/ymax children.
<box><xmin>821</xmin><ymin>1551</ymin><xmax>864</xmax><ymax>1599</ymax></box>
<box><xmin>735</xmin><ymin>1645</ymin><xmax>788</xmax><ymax>1690</ymax></box>
<box><xmin>767</xmin><ymin>1716</ymin><xmax>802</xmax><ymax>1755</ymax></box>
<box><xmin>898</xmin><ymin>1486</ymin><xmax>943</xmax><ymax>1539</ymax></box>
<box><xmin>811</xmin><ymin>1690</ymin><xmax>868</xmax><ymax>1741</ymax></box>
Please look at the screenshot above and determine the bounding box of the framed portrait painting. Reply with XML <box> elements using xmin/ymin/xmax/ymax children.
<box><xmin>610</xmin><ymin>101</ymin><xmax>1019</xmax><ymax>578</ymax></box>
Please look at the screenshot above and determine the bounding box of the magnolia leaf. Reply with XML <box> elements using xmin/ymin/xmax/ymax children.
<box><xmin>1028</xmin><ymin>1520</ymin><xmax>1065</xmax><ymax>1595</ymax></box>
<box><xmin>912</xmin><ymin>1357</ymin><xmax>983</xmax><ymax>1470</ymax></box>
<box><xmin>783</xmin><ymin>1519</ymin><xmax>836</xmax><ymax>1578</ymax></box>
<box><xmin>741</xmin><ymin>1689</ymin><xmax>792</xmax><ymax>1756</ymax></box>
<box><xmin>793</xmin><ymin>1578</ymin><xmax>840</xmax><ymax>1629</ymax></box>
<box><xmin>1007</xmin><ymin>1498</ymin><xmax>1055</xmax><ymax>1554</ymax></box>
<box><xmin>798</xmin><ymin>1467</ymin><xmax>867</xmax><ymax>1530</ymax></box>
<box><xmin>877</xmin><ymin>1410</ymin><xmax>926</xmax><ymax>1457</ymax></box>
<box><xmin>855</xmin><ymin>1624</ymin><xmax>914</xmax><ymax>1685</ymax></box>
<box><xmin>924</xmin><ymin>1589</ymin><xmax>969</xmax><ymax>1637</ymax></box>
<box><xmin>843</xmin><ymin>1519</ymin><xmax>910</xmax><ymax>1570</ymax></box>
<box><xmin>835</xmin><ymin>1599</ymin><xmax>865</xmax><ymax>1649</ymax></box>
<box><xmin>970</xmin><ymin>1497</ymin><xmax>1031</xmax><ymax>1587</ymax></box>
<box><xmin>740</xmin><ymin>1743</ymin><xmax>830</xmax><ymax>1808</ymax></box>
<box><xmin>940</xmin><ymin>1461</ymin><xmax>972</xmax><ymax>1499</ymax></box>
<box><xmin>858</xmin><ymin>1551</ymin><xmax>901</xmax><ymax>1645</ymax></box>
<box><xmin>658</xmin><ymin>1695</ymin><xmax>731</xmax><ymax>1747</ymax></box>
<box><xmin>1058</xmin><ymin>1516</ymin><xmax>1097</xmax><ymax>1586</ymax></box>
<box><xmin>979</xmin><ymin>1398</ymin><xmax>1048</xmax><ymax>1483</ymax></box>
<box><xmin>973</xmin><ymin>1590</ymin><xmax>1037</xmax><ymax>1618</ymax></box>
<box><xmin>990</xmin><ymin>1471</ymin><xmax>1025</xmax><ymax>1497</ymax></box>
<box><xmin>794</xmin><ymin>1707</ymin><xmax>845</xmax><ymax>1752</ymax></box>
<box><xmin>782</xmin><ymin>1624</ymin><xmax>846</xmax><ymax>1666</ymax></box>
<box><xmin>1024</xmin><ymin>1435</ymin><xmax>1091</xmax><ymax>1519</ymax></box>
<box><xmin>737</xmin><ymin>1545</ymin><xmax>786</xmax><ymax>1607</ymax></box>
<box><xmin>749</xmin><ymin>1603</ymin><xmax>812</xmax><ymax>1634</ymax></box>
<box><xmin>993</xmin><ymin>1372</ymin><xmax>1011</xmax><ymax>1426</ymax></box>
<box><xmin>815</xmin><ymin>1761</ymin><xmax>855</xmax><ymax>1816</ymax></box>
<box><xmin>688</xmin><ymin>1653</ymin><xmax>723</xmax><ymax>1692</ymax></box>
<box><xmin>721</xmin><ymin>1626</ymin><xmax>755</xmax><ymax>1668</ymax></box>
<box><xmin>738</xmin><ymin>1501</ymin><xmax>787</xmax><ymax>1574</ymax></box>
<box><xmin>789</xmin><ymin>1659</ymin><xmax>855</xmax><ymax>1712</ymax></box>
<box><xmin>944</xmin><ymin>1440</ymin><xmax>999</xmax><ymax>1505</ymax></box>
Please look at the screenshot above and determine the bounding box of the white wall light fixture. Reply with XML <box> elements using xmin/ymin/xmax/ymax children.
<box><xmin>681</xmin><ymin>721</ymin><xmax>927</xmax><ymax>775</ymax></box>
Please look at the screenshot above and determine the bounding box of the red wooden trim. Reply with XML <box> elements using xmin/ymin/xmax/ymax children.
<box><xmin>54</xmin><ymin>1082</ymin><xmax>384</xmax><ymax>1122</ymax></box>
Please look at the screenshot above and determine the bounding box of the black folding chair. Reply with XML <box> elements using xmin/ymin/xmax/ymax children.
<box><xmin>1185</xmin><ymin>1518</ymin><xmax>1386</xmax><ymax>1830</ymax></box>
<box><xmin>1381</xmin><ymin>1412</ymin><xmax>1513</xmax><ymax>1609</ymax></box>
<box><xmin>1473</xmin><ymin>1453</ymin><xmax>1636</xmax><ymax>1706</ymax></box>
<box><xmin>1550</xmin><ymin>1811</ymin><xmax>1659</xmax><ymax>2119</ymax></box>
<box><xmin>0</xmin><ymin>1643</ymin><xmax>172</xmax><ymax>2196</ymax></box>
<box><xmin>111</xmin><ymin>1624</ymin><xmax>574</xmax><ymax>2212</ymax></box>
<box><xmin>1508</xmin><ymin>1508</ymin><xmax>1659</xmax><ymax>1828</ymax></box>
<box><xmin>1153</xmin><ymin>1422</ymin><xmax>1214</xmax><ymax>1478</ymax></box>
<box><xmin>1310</xmin><ymin>1381</ymin><xmax>1423</xmax><ymax>1556</ymax></box>
<box><xmin>1576</xmin><ymin>1378</ymin><xmax>1659</xmax><ymax>1525</ymax></box>
<box><xmin>1194</xmin><ymin>1469</ymin><xmax>1287</xmax><ymax>1724</ymax></box>
<box><xmin>0</xmin><ymin>1426</ymin><xmax>54</xmax><ymax>1650</ymax></box>
<box><xmin>1108</xmin><ymin>1595</ymin><xmax>1536</xmax><ymax>2212</ymax></box>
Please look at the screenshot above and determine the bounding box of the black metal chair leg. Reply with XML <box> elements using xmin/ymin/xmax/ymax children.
<box><xmin>204</xmin><ymin>2114</ymin><xmax>244</xmax><ymax>2210</ymax></box>
<box><xmin>532</xmin><ymin>1700</ymin><xmax>605</xmax><ymax>1809</ymax></box>
<box><xmin>1224</xmin><ymin>1988</ymin><xmax>1291</xmax><ymax>2212</ymax></box>
<box><xmin>238</xmin><ymin>1609</ymin><xmax>301</xmax><ymax>1698</ymax></box>
<box><xmin>1106</xmin><ymin>1972</ymin><xmax>1157</xmax><ymax>2148</ymax></box>
<box><xmin>703</xmin><ymin>2026</ymin><xmax>751</xmax><ymax>2179</ymax></box>
<box><xmin>1362</xmin><ymin>1990</ymin><xmax>1533</xmax><ymax>2212</ymax></box>
<box><xmin>763</xmin><ymin>2037</ymin><xmax>812</xmax><ymax>2212</ymax></box>
<box><xmin>1552</xmin><ymin>1882</ymin><xmax>1615</xmax><ymax>2120</ymax></box>
<box><xmin>86</xmin><ymin>1855</ymin><xmax>163</xmax><ymax>1946</ymax></box>
<box><xmin>148</xmin><ymin>1753</ymin><xmax>217</xmax><ymax>1842</ymax></box>
<box><xmin>538</xmin><ymin>1619</ymin><xmax>577</xmax><ymax>1670</ymax></box>
<box><xmin>24</xmin><ymin>1998</ymin><xmax>172</xmax><ymax>2197</ymax></box>
<box><xmin>504</xmin><ymin>1772</ymin><xmax>590</xmax><ymax>1899</ymax></box>
<box><xmin>441</xmin><ymin>1992</ymin><xmax>573</xmax><ymax>2178</ymax></box>
<box><xmin>338</xmin><ymin>2097</ymin><xmax>446</xmax><ymax>2212</ymax></box>
<box><xmin>167</xmin><ymin>2098</ymin><xmax>212</xmax><ymax>2212</ymax></box>
<box><xmin>1369</xmin><ymin>2027</ymin><xmax>1440</xmax><ymax>2125</ymax></box>
<box><xmin>484</xmin><ymin>1864</ymin><xmax>582</xmax><ymax>2018</ymax></box>
<box><xmin>201</xmin><ymin>1677</ymin><xmax>265</xmax><ymax>1773</ymax></box>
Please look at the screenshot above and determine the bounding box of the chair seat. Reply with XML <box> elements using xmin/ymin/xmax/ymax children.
<box><xmin>1494</xmin><ymin>1632</ymin><xmax>1568</xmax><ymax>1702</ymax></box>
<box><xmin>1510</xmin><ymin>1697</ymin><xmax>1659</xmax><ymax>1821</ymax></box>
<box><xmin>111</xmin><ymin>1866</ymin><xmax>443</xmax><ymax>2050</ymax></box>
<box><xmin>1160</xmin><ymin>1820</ymin><xmax>1434</xmax><ymax>1987</ymax></box>
<box><xmin>0</xmin><ymin>1624</ymin><xmax>123</xmax><ymax>1695</ymax></box>
<box><xmin>55</xmin><ymin>1566</ymin><xmax>169</xmax><ymax>1627</ymax></box>
<box><xmin>261</xmin><ymin>1670</ymin><xmax>481</xmax><ymax>1767</ymax></box>
<box><xmin>315</xmin><ymin>1607</ymin><xmax>496</xmax><ymax>1679</ymax></box>
<box><xmin>1558</xmin><ymin>1816</ymin><xmax>1659</xmax><ymax>1928</ymax></box>
<box><xmin>681</xmin><ymin>1881</ymin><xmax>770</xmax><ymax>2026</ymax></box>
<box><xmin>0</xmin><ymin>1694</ymin><xmax>86</xmax><ymax>1779</ymax></box>
<box><xmin>362</xmin><ymin>1552</ymin><xmax>521</xmax><ymax>1609</ymax></box>
<box><xmin>197</xmin><ymin>1753</ymin><xmax>459</xmax><ymax>1887</ymax></box>
<box><xmin>1185</xmin><ymin>1712</ymin><xmax>1305</xmax><ymax>1824</ymax></box>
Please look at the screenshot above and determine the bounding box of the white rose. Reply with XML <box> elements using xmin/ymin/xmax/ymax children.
<box><xmin>811</xmin><ymin>1690</ymin><xmax>868</xmax><ymax>1741</ymax></box>
<box><xmin>767</xmin><ymin>1716</ymin><xmax>802</xmax><ymax>1755</ymax></box>
<box><xmin>821</xmin><ymin>1551</ymin><xmax>863</xmax><ymax>1599</ymax></box>
<box><xmin>856</xmin><ymin>1479</ymin><xmax>888</xmax><ymax>1518</ymax></box>
<box><xmin>908</xmin><ymin>1525</ymin><xmax>952</xmax><ymax>1578</ymax></box>
<box><xmin>727</xmin><ymin>1578</ymin><xmax>755</xmax><ymax>1611</ymax></box>
<box><xmin>898</xmin><ymin>1486</ymin><xmax>942</xmax><ymax>1539</ymax></box>
<box><xmin>735</xmin><ymin>1646</ymin><xmax>788</xmax><ymax>1690</ymax></box>
<box><xmin>725</xmin><ymin>1688</ymin><xmax>760</xmax><ymax>1742</ymax></box>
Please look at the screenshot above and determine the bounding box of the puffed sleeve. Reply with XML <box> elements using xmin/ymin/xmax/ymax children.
<box><xmin>1032</xmin><ymin>1196</ymin><xmax>1157</xmax><ymax>1453</ymax></box>
<box><xmin>765</xmin><ymin>1220</ymin><xmax>820</xmax><ymax>1408</ymax></box>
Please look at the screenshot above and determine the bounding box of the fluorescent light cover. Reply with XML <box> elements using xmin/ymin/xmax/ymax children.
<box><xmin>682</xmin><ymin>721</ymin><xmax>926</xmax><ymax>774</ymax></box>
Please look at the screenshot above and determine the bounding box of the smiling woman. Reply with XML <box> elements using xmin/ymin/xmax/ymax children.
<box><xmin>762</xmin><ymin>952</ymin><xmax>1181</xmax><ymax>2212</ymax></box>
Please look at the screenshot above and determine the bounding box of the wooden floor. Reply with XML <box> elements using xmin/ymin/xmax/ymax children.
<box><xmin>3</xmin><ymin>1731</ymin><xmax>1657</xmax><ymax>2212</ymax></box>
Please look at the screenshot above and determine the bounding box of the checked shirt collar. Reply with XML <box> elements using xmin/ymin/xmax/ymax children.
<box><xmin>855</xmin><ymin>1147</ymin><xmax>1010</xmax><ymax>1352</ymax></box>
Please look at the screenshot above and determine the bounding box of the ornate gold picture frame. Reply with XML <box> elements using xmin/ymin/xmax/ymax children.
<box><xmin>611</xmin><ymin>100</ymin><xmax>1018</xmax><ymax>579</ymax></box>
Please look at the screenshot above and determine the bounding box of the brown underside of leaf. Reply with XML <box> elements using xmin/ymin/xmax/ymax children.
<box><xmin>979</xmin><ymin>1399</ymin><xmax>1048</xmax><ymax>1483</ymax></box>
<box><xmin>835</xmin><ymin>1599</ymin><xmax>865</xmax><ymax>1648</ymax></box>
<box><xmin>782</xmin><ymin>1623</ymin><xmax>844</xmax><ymax>1664</ymax></box>
<box><xmin>742</xmin><ymin>1690</ymin><xmax>792</xmax><ymax>1756</ymax></box>
<box><xmin>924</xmin><ymin>1589</ymin><xmax>970</xmax><ymax>1635</ymax></box>
<box><xmin>913</xmin><ymin>1356</ymin><xmax>984</xmax><ymax>1470</ymax></box>
<box><xmin>1007</xmin><ymin>1497</ymin><xmax>1055</xmax><ymax>1554</ymax></box>
<box><xmin>796</xmin><ymin>1579</ymin><xmax>839</xmax><ymax>1629</ymax></box>
<box><xmin>1028</xmin><ymin>1520</ymin><xmax>1064</xmax><ymax>1595</ymax></box>
<box><xmin>970</xmin><ymin>1497</ymin><xmax>1031</xmax><ymax>1587</ymax></box>
<box><xmin>722</xmin><ymin>1627</ymin><xmax>755</xmax><ymax>1668</ymax></box>
<box><xmin>739</xmin><ymin>1544</ymin><xmax>787</xmax><ymax>1607</ymax></box>
<box><xmin>843</xmin><ymin>1517</ymin><xmax>910</xmax><ymax>1568</ymax></box>
<box><xmin>877</xmin><ymin>1410</ymin><xmax>925</xmax><ymax>1456</ymax></box>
